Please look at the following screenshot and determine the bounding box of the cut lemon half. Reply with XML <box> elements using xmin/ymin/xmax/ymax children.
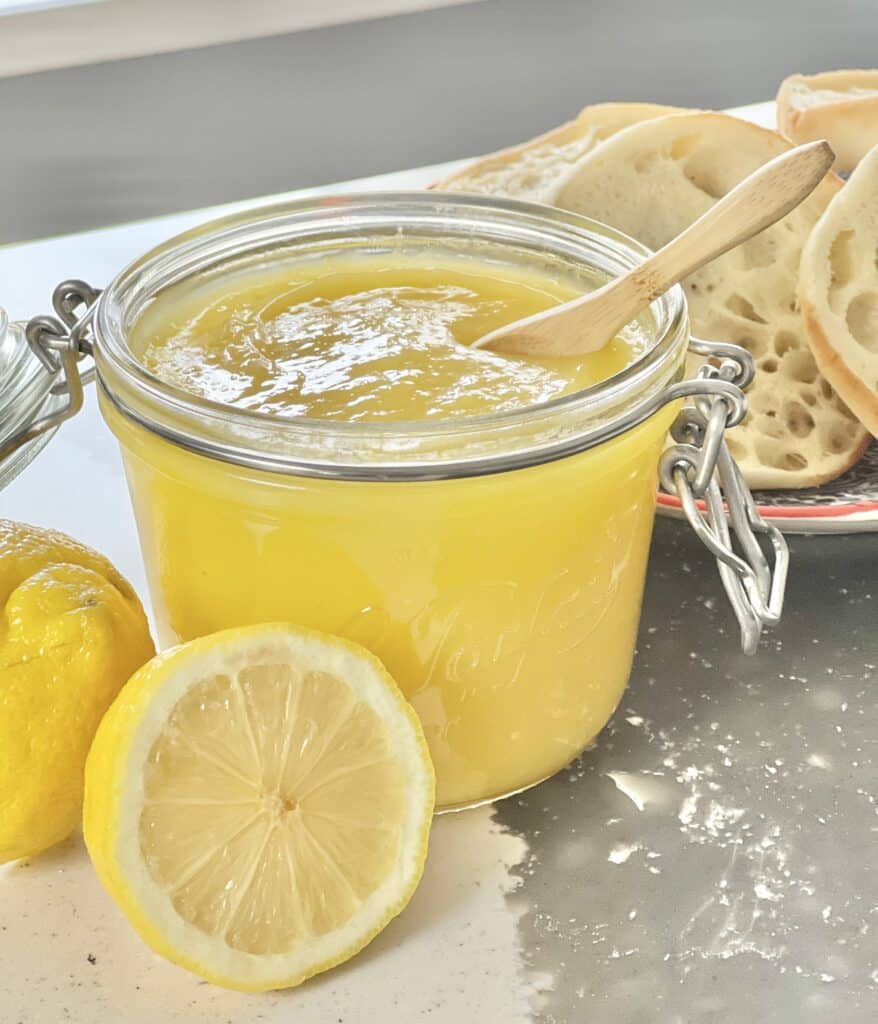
<box><xmin>83</xmin><ymin>623</ymin><xmax>435</xmax><ymax>992</ymax></box>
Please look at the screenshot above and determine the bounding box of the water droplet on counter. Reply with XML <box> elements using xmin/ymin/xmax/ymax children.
<box><xmin>605</xmin><ymin>771</ymin><xmax>673</xmax><ymax>813</ymax></box>
<box><xmin>754</xmin><ymin>883</ymin><xmax>782</xmax><ymax>903</ymax></box>
<box><xmin>607</xmin><ymin>843</ymin><xmax>641</xmax><ymax>865</ymax></box>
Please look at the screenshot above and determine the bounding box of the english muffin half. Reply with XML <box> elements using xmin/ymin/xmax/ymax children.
<box><xmin>438</xmin><ymin>101</ymin><xmax>686</xmax><ymax>201</ymax></box>
<box><xmin>778</xmin><ymin>70</ymin><xmax>878</xmax><ymax>174</ymax></box>
<box><xmin>800</xmin><ymin>143</ymin><xmax>878</xmax><ymax>436</ymax></box>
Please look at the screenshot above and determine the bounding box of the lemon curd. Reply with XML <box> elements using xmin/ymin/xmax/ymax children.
<box><xmin>136</xmin><ymin>259</ymin><xmax>638</xmax><ymax>421</ymax></box>
<box><xmin>108</xmin><ymin>244</ymin><xmax>675</xmax><ymax>810</ymax></box>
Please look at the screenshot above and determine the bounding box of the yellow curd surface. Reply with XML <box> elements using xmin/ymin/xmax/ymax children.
<box><xmin>110</xmin><ymin>253</ymin><xmax>672</xmax><ymax>808</ymax></box>
<box><xmin>136</xmin><ymin>260</ymin><xmax>639</xmax><ymax>420</ymax></box>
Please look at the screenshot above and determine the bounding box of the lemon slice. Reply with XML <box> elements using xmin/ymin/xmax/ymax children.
<box><xmin>83</xmin><ymin>623</ymin><xmax>434</xmax><ymax>992</ymax></box>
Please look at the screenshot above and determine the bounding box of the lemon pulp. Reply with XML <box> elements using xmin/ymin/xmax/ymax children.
<box><xmin>140</xmin><ymin>664</ymin><xmax>406</xmax><ymax>953</ymax></box>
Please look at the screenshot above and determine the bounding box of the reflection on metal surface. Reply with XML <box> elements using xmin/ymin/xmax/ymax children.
<box><xmin>495</xmin><ymin>519</ymin><xmax>876</xmax><ymax>1022</ymax></box>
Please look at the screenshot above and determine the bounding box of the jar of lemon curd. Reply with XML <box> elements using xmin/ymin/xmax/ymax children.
<box><xmin>0</xmin><ymin>194</ymin><xmax>786</xmax><ymax>809</ymax></box>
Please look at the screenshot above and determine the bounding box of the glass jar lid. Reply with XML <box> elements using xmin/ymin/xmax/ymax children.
<box><xmin>0</xmin><ymin>308</ymin><xmax>64</xmax><ymax>490</ymax></box>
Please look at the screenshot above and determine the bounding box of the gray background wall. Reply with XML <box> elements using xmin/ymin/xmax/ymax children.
<box><xmin>2</xmin><ymin>0</ymin><xmax>878</xmax><ymax>243</ymax></box>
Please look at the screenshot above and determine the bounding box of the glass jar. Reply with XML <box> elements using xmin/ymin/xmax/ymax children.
<box><xmin>0</xmin><ymin>193</ymin><xmax>786</xmax><ymax>810</ymax></box>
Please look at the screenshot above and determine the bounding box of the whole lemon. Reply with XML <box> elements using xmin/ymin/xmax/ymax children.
<box><xmin>0</xmin><ymin>519</ymin><xmax>154</xmax><ymax>863</ymax></box>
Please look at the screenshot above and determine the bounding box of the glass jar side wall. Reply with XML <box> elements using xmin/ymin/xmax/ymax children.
<box><xmin>103</xmin><ymin>394</ymin><xmax>677</xmax><ymax>809</ymax></box>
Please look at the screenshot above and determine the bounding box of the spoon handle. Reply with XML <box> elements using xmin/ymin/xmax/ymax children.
<box><xmin>477</xmin><ymin>139</ymin><xmax>834</xmax><ymax>355</ymax></box>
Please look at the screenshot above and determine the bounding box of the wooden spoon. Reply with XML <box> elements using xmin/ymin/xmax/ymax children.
<box><xmin>474</xmin><ymin>139</ymin><xmax>835</xmax><ymax>356</ymax></box>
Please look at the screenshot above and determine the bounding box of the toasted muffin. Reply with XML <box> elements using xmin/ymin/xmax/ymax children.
<box><xmin>438</xmin><ymin>102</ymin><xmax>687</xmax><ymax>200</ymax></box>
<box><xmin>800</xmin><ymin>143</ymin><xmax>878</xmax><ymax>436</ymax></box>
<box><xmin>778</xmin><ymin>70</ymin><xmax>878</xmax><ymax>174</ymax></box>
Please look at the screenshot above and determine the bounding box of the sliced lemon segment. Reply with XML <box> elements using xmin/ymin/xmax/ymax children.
<box><xmin>83</xmin><ymin>624</ymin><xmax>434</xmax><ymax>992</ymax></box>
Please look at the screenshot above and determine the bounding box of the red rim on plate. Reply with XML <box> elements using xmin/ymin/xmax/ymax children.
<box><xmin>656</xmin><ymin>492</ymin><xmax>878</xmax><ymax>520</ymax></box>
<box><xmin>656</xmin><ymin>438</ymin><xmax>878</xmax><ymax>530</ymax></box>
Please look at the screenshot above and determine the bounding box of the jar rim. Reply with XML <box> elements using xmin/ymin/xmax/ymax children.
<box><xmin>94</xmin><ymin>192</ymin><xmax>690</xmax><ymax>480</ymax></box>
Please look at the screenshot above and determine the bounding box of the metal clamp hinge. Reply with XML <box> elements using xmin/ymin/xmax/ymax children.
<box><xmin>660</xmin><ymin>338</ymin><xmax>789</xmax><ymax>654</ymax></box>
<box><xmin>0</xmin><ymin>280</ymin><xmax>100</xmax><ymax>464</ymax></box>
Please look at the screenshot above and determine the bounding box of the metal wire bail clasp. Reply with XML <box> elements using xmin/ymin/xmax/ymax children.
<box><xmin>660</xmin><ymin>338</ymin><xmax>789</xmax><ymax>655</ymax></box>
<box><xmin>0</xmin><ymin>280</ymin><xmax>100</xmax><ymax>465</ymax></box>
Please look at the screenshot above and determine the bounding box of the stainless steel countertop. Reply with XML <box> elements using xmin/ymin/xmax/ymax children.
<box><xmin>496</xmin><ymin>518</ymin><xmax>876</xmax><ymax>1021</ymax></box>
